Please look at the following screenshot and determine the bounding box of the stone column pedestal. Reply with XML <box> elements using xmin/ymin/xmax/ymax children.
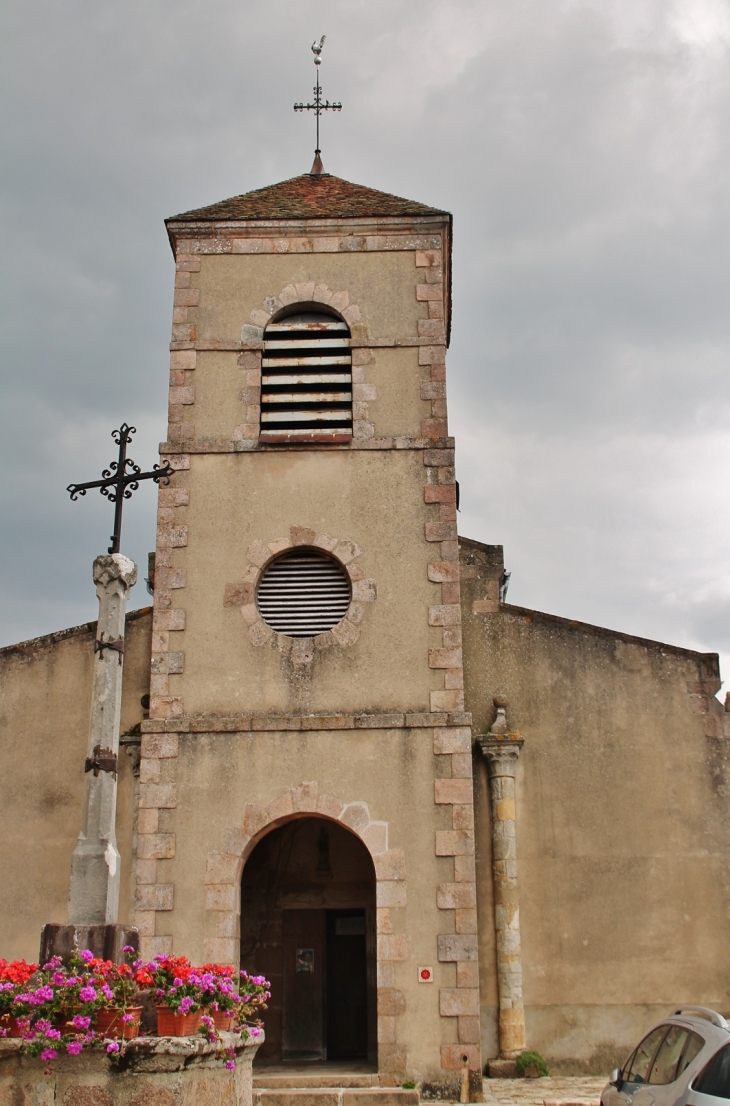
<box><xmin>478</xmin><ymin>699</ymin><xmax>526</xmax><ymax>1058</ymax></box>
<box><xmin>68</xmin><ymin>553</ymin><xmax>137</xmax><ymax>926</ymax></box>
<box><xmin>39</xmin><ymin>923</ymin><xmax>139</xmax><ymax>967</ymax></box>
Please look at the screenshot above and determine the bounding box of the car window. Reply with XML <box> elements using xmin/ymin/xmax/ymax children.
<box><xmin>693</xmin><ymin>1042</ymin><xmax>730</xmax><ymax>1099</ymax></box>
<box><xmin>677</xmin><ymin>1031</ymin><xmax>706</xmax><ymax>1078</ymax></box>
<box><xmin>625</xmin><ymin>1028</ymin><xmax>670</xmax><ymax>1085</ymax></box>
<box><xmin>649</xmin><ymin>1027</ymin><xmax>690</xmax><ymax>1084</ymax></box>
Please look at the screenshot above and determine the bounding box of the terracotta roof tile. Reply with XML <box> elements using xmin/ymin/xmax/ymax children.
<box><xmin>167</xmin><ymin>174</ymin><xmax>449</xmax><ymax>223</ymax></box>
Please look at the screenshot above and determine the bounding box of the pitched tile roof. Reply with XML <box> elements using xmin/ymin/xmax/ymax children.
<box><xmin>167</xmin><ymin>174</ymin><xmax>449</xmax><ymax>223</ymax></box>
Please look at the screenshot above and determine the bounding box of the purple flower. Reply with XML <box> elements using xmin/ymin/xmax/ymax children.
<box><xmin>122</xmin><ymin>1013</ymin><xmax>134</xmax><ymax>1023</ymax></box>
<box><xmin>101</xmin><ymin>985</ymin><xmax>114</xmax><ymax>1002</ymax></box>
<box><xmin>40</xmin><ymin>1048</ymin><xmax>57</xmax><ymax>1062</ymax></box>
<box><xmin>72</xmin><ymin>1015</ymin><xmax>92</xmax><ymax>1030</ymax></box>
<box><xmin>34</xmin><ymin>1019</ymin><xmax>52</xmax><ymax>1034</ymax></box>
<box><xmin>31</xmin><ymin>985</ymin><xmax>54</xmax><ymax>1004</ymax></box>
<box><xmin>106</xmin><ymin>1041</ymin><xmax>120</xmax><ymax>1054</ymax></box>
<box><xmin>173</xmin><ymin>977</ymin><xmax>183</xmax><ymax>988</ymax></box>
<box><xmin>79</xmin><ymin>987</ymin><xmax>97</xmax><ymax>1003</ymax></box>
<box><xmin>80</xmin><ymin>950</ymin><xmax>94</xmax><ymax>963</ymax></box>
<box><xmin>122</xmin><ymin>945</ymin><xmax>135</xmax><ymax>954</ymax></box>
<box><xmin>46</xmin><ymin>1029</ymin><xmax>61</xmax><ymax>1040</ymax></box>
<box><xmin>225</xmin><ymin>1059</ymin><xmax>236</xmax><ymax>1070</ymax></box>
<box><xmin>179</xmin><ymin>997</ymin><xmax>194</xmax><ymax>1015</ymax></box>
<box><xmin>66</xmin><ymin>1040</ymin><xmax>83</xmax><ymax>1055</ymax></box>
<box><xmin>250</xmin><ymin>1027</ymin><xmax>262</xmax><ymax>1037</ymax></box>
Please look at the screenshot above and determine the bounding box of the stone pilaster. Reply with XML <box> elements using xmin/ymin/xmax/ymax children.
<box><xmin>68</xmin><ymin>553</ymin><xmax>137</xmax><ymax>925</ymax></box>
<box><xmin>478</xmin><ymin>700</ymin><xmax>526</xmax><ymax>1058</ymax></box>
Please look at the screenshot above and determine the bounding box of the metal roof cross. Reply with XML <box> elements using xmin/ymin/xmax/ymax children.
<box><xmin>67</xmin><ymin>423</ymin><xmax>174</xmax><ymax>555</ymax></box>
<box><xmin>294</xmin><ymin>36</ymin><xmax>342</xmax><ymax>175</ymax></box>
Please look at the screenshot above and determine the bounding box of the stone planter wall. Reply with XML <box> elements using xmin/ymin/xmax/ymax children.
<box><xmin>0</xmin><ymin>1032</ymin><xmax>260</xmax><ymax>1105</ymax></box>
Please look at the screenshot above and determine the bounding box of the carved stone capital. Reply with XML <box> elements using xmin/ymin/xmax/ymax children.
<box><xmin>478</xmin><ymin>733</ymin><xmax>524</xmax><ymax>777</ymax></box>
<box><xmin>93</xmin><ymin>554</ymin><xmax>137</xmax><ymax>590</ymax></box>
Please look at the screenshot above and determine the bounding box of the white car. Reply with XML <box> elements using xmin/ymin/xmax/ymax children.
<box><xmin>602</xmin><ymin>1008</ymin><xmax>730</xmax><ymax>1106</ymax></box>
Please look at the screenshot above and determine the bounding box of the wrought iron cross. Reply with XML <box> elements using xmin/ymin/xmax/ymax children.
<box><xmin>294</xmin><ymin>36</ymin><xmax>342</xmax><ymax>174</ymax></box>
<box><xmin>67</xmin><ymin>423</ymin><xmax>174</xmax><ymax>555</ymax></box>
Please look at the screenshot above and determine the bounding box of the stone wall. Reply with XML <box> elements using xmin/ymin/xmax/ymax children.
<box><xmin>460</xmin><ymin>537</ymin><xmax>730</xmax><ymax>1071</ymax></box>
<box><xmin>0</xmin><ymin>607</ymin><xmax>152</xmax><ymax>961</ymax></box>
<box><xmin>0</xmin><ymin>1033</ymin><xmax>258</xmax><ymax>1106</ymax></box>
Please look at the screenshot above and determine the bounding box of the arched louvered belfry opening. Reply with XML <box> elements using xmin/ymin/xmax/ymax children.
<box><xmin>260</xmin><ymin>307</ymin><xmax>352</xmax><ymax>443</ymax></box>
<box><xmin>256</xmin><ymin>547</ymin><xmax>351</xmax><ymax>637</ymax></box>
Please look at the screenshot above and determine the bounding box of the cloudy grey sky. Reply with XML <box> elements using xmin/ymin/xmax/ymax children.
<box><xmin>2</xmin><ymin>0</ymin><xmax>729</xmax><ymax>688</ymax></box>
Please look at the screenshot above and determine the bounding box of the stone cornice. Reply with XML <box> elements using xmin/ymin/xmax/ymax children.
<box><xmin>159</xmin><ymin>436</ymin><xmax>455</xmax><ymax>455</ymax></box>
<box><xmin>141</xmin><ymin>709</ymin><xmax>473</xmax><ymax>735</ymax></box>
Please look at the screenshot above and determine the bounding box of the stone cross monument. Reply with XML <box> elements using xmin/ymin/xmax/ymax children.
<box><xmin>41</xmin><ymin>554</ymin><xmax>140</xmax><ymax>963</ymax></box>
<box><xmin>67</xmin><ymin>553</ymin><xmax>137</xmax><ymax>924</ymax></box>
<box><xmin>40</xmin><ymin>422</ymin><xmax>174</xmax><ymax>962</ymax></box>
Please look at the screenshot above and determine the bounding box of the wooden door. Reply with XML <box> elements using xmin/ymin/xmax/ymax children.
<box><xmin>282</xmin><ymin>909</ymin><xmax>326</xmax><ymax>1060</ymax></box>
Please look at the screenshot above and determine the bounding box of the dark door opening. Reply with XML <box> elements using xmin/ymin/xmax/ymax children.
<box><xmin>326</xmin><ymin>909</ymin><xmax>367</xmax><ymax>1060</ymax></box>
<box><xmin>240</xmin><ymin>817</ymin><xmax>376</xmax><ymax>1066</ymax></box>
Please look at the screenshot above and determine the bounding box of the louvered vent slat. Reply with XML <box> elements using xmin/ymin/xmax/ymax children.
<box><xmin>257</xmin><ymin>549</ymin><xmax>351</xmax><ymax>636</ymax></box>
<box><xmin>260</xmin><ymin>312</ymin><xmax>352</xmax><ymax>442</ymax></box>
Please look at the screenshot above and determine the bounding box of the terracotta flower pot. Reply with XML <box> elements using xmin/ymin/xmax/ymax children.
<box><xmin>58</xmin><ymin>1008</ymin><xmax>84</xmax><ymax>1035</ymax></box>
<box><xmin>94</xmin><ymin>1006</ymin><xmax>143</xmax><ymax>1040</ymax></box>
<box><xmin>0</xmin><ymin>1015</ymin><xmax>26</xmax><ymax>1039</ymax></box>
<box><xmin>211</xmin><ymin>1011</ymin><xmax>234</xmax><ymax>1032</ymax></box>
<box><xmin>155</xmin><ymin>1006</ymin><xmax>202</xmax><ymax>1037</ymax></box>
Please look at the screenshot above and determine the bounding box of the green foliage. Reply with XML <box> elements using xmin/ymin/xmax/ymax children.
<box><xmin>516</xmin><ymin>1051</ymin><xmax>549</xmax><ymax>1077</ymax></box>
<box><xmin>402</xmin><ymin>1082</ymin><xmax>416</xmax><ymax>1090</ymax></box>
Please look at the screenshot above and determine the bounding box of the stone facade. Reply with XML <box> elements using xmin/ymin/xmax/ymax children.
<box><xmin>0</xmin><ymin>175</ymin><xmax>729</xmax><ymax>1082</ymax></box>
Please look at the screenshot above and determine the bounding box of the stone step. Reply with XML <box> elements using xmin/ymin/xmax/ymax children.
<box><xmin>254</xmin><ymin>1074</ymin><xmax>379</xmax><ymax>1089</ymax></box>
<box><xmin>253</xmin><ymin>1089</ymin><xmax>420</xmax><ymax>1106</ymax></box>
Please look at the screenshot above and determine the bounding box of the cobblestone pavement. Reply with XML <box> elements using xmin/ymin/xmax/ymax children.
<box><xmin>482</xmin><ymin>1076</ymin><xmax>608</xmax><ymax>1106</ymax></box>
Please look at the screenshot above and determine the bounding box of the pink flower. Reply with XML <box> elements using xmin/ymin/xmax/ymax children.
<box><xmin>225</xmin><ymin>1059</ymin><xmax>236</xmax><ymax>1070</ymax></box>
<box><xmin>66</xmin><ymin>1040</ymin><xmax>83</xmax><ymax>1055</ymax></box>
<box><xmin>79</xmin><ymin>986</ymin><xmax>97</xmax><ymax>1003</ymax></box>
<box><xmin>106</xmin><ymin>1041</ymin><xmax>120</xmax><ymax>1054</ymax></box>
<box><xmin>40</xmin><ymin>1048</ymin><xmax>57</xmax><ymax>1062</ymax></box>
<box><xmin>122</xmin><ymin>1013</ymin><xmax>134</xmax><ymax>1023</ymax></box>
<box><xmin>72</xmin><ymin>1015</ymin><xmax>92</xmax><ymax>1030</ymax></box>
<box><xmin>46</xmin><ymin>1029</ymin><xmax>61</xmax><ymax>1040</ymax></box>
<box><xmin>80</xmin><ymin>950</ymin><xmax>94</xmax><ymax>963</ymax></box>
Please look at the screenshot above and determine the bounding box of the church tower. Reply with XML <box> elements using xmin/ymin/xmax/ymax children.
<box><xmin>139</xmin><ymin>172</ymin><xmax>481</xmax><ymax>1086</ymax></box>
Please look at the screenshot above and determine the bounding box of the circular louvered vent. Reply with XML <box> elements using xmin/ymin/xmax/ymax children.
<box><xmin>256</xmin><ymin>548</ymin><xmax>351</xmax><ymax>637</ymax></box>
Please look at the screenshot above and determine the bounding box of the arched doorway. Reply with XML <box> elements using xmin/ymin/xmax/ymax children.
<box><xmin>240</xmin><ymin>816</ymin><xmax>377</xmax><ymax>1067</ymax></box>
